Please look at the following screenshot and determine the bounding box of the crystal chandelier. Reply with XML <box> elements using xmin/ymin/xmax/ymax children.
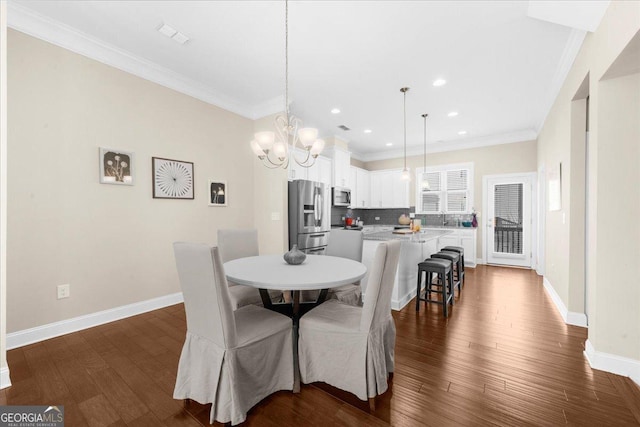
<box><xmin>250</xmin><ymin>0</ymin><xmax>324</xmax><ymax>169</ymax></box>
<box><xmin>421</xmin><ymin>113</ymin><xmax>430</xmax><ymax>190</ymax></box>
<box><xmin>400</xmin><ymin>87</ymin><xmax>411</xmax><ymax>181</ymax></box>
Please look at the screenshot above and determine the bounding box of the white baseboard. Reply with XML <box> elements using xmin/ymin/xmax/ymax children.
<box><xmin>566</xmin><ymin>311</ymin><xmax>588</xmax><ymax>327</ymax></box>
<box><xmin>0</xmin><ymin>366</ymin><xmax>11</xmax><ymax>389</ymax></box>
<box><xmin>391</xmin><ymin>289</ymin><xmax>416</xmax><ymax>311</ymax></box>
<box><xmin>474</xmin><ymin>258</ymin><xmax>482</xmax><ymax>266</ymax></box>
<box><xmin>585</xmin><ymin>339</ymin><xmax>640</xmax><ymax>387</ymax></box>
<box><xmin>7</xmin><ymin>292</ymin><xmax>184</xmax><ymax>350</ymax></box>
<box><xmin>542</xmin><ymin>277</ymin><xmax>587</xmax><ymax>327</ymax></box>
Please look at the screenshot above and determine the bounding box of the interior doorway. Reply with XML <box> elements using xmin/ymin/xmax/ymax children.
<box><xmin>484</xmin><ymin>173</ymin><xmax>536</xmax><ymax>268</ymax></box>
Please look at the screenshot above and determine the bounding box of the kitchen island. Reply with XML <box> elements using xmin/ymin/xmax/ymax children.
<box><xmin>361</xmin><ymin>228</ymin><xmax>453</xmax><ymax>310</ymax></box>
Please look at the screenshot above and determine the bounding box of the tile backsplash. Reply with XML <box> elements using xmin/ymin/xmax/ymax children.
<box><xmin>331</xmin><ymin>206</ymin><xmax>474</xmax><ymax>227</ymax></box>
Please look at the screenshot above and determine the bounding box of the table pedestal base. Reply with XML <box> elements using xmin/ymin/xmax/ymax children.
<box><xmin>258</xmin><ymin>288</ymin><xmax>329</xmax><ymax>393</ymax></box>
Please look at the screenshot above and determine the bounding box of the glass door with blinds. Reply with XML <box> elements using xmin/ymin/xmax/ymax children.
<box><xmin>486</xmin><ymin>174</ymin><xmax>533</xmax><ymax>267</ymax></box>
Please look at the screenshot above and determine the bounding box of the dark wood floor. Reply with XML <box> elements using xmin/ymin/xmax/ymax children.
<box><xmin>2</xmin><ymin>265</ymin><xmax>640</xmax><ymax>426</ymax></box>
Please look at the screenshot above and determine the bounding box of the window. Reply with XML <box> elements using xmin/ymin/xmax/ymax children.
<box><xmin>415</xmin><ymin>163</ymin><xmax>474</xmax><ymax>214</ymax></box>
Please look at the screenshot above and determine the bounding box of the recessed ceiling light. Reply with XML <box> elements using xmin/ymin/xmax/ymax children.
<box><xmin>432</xmin><ymin>79</ymin><xmax>447</xmax><ymax>87</ymax></box>
<box><xmin>364</xmin><ymin>129</ymin><xmax>372</xmax><ymax>134</ymax></box>
<box><xmin>385</xmin><ymin>143</ymin><xmax>393</xmax><ymax>146</ymax></box>
<box><xmin>447</xmin><ymin>111</ymin><xmax>459</xmax><ymax>117</ymax></box>
<box><xmin>331</xmin><ymin>108</ymin><xmax>341</xmax><ymax>114</ymax></box>
<box><xmin>458</xmin><ymin>130</ymin><xmax>467</xmax><ymax>135</ymax></box>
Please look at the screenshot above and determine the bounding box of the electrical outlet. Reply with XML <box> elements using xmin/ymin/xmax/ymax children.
<box><xmin>57</xmin><ymin>284</ymin><xmax>70</xmax><ymax>299</ymax></box>
<box><xmin>409</xmin><ymin>213</ymin><xmax>416</xmax><ymax>219</ymax></box>
<box><xmin>375</xmin><ymin>217</ymin><xmax>380</xmax><ymax>221</ymax></box>
<box><xmin>270</xmin><ymin>212</ymin><xmax>280</xmax><ymax>221</ymax></box>
<box><xmin>341</xmin><ymin>216</ymin><xmax>345</xmax><ymax>221</ymax></box>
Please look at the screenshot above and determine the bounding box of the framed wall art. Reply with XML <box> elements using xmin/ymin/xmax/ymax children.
<box><xmin>152</xmin><ymin>157</ymin><xmax>194</xmax><ymax>199</ymax></box>
<box><xmin>99</xmin><ymin>147</ymin><xmax>134</xmax><ymax>185</ymax></box>
<box><xmin>208</xmin><ymin>180</ymin><xmax>227</xmax><ymax>206</ymax></box>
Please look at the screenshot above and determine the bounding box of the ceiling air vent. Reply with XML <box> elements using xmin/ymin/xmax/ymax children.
<box><xmin>337</xmin><ymin>125</ymin><xmax>351</xmax><ymax>131</ymax></box>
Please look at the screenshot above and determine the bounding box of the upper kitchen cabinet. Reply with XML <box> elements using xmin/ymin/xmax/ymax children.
<box><xmin>289</xmin><ymin>149</ymin><xmax>332</xmax><ymax>186</ymax></box>
<box><xmin>350</xmin><ymin>166</ymin><xmax>370</xmax><ymax>209</ymax></box>
<box><xmin>331</xmin><ymin>147</ymin><xmax>351</xmax><ymax>188</ymax></box>
<box><xmin>369</xmin><ymin>169</ymin><xmax>409</xmax><ymax>208</ymax></box>
<box><xmin>288</xmin><ymin>148</ymin><xmax>308</xmax><ymax>181</ymax></box>
<box><xmin>308</xmin><ymin>156</ymin><xmax>332</xmax><ymax>187</ymax></box>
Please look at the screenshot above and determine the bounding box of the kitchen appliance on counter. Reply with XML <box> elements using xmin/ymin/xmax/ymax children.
<box><xmin>332</xmin><ymin>186</ymin><xmax>351</xmax><ymax>207</ymax></box>
<box><xmin>289</xmin><ymin>180</ymin><xmax>330</xmax><ymax>254</ymax></box>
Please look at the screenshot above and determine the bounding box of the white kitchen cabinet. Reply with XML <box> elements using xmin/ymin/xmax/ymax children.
<box><xmin>356</xmin><ymin>167</ymin><xmax>370</xmax><ymax>208</ymax></box>
<box><xmin>350</xmin><ymin>167</ymin><xmax>358</xmax><ymax>207</ymax></box>
<box><xmin>370</xmin><ymin>172</ymin><xmax>383</xmax><ymax>208</ymax></box>
<box><xmin>460</xmin><ymin>230</ymin><xmax>476</xmax><ymax>268</ymax></box>
<box><xmin>369</xmin><ymin>169</ymin><xmax>408</xmax><ymax>208</ymax></box>
<box><xmin>307</xmin><ymin>155</ymin><xmax>331</xmax><ymax>185</ymax></box>
<box><xmin>288</xmin><ymin>148</ymin><xmax>307</xmax><ymax>181</ymax></box>
<box><xmin>391</xmin><ymin>170</ymin><xmax>410</xmax><ymax>208</ymax></box>
<box><xmin>350</xmin><ymin>166</ymin><xmax>370</xmax><ymax>208</ymax></box>
<box><xmin>431</xmin><ymin>227</ymin><xmax>477</xmax><ymax>267</ymax></box>
<box><xmin>288</xmin><ymin>150</ymin><xmax>332</xmax><ymax>185</ymax></box>
<box><xmin>331</xmin><ymin>148</ymin><xmax>351</xmax><ymax>188</ymax></box>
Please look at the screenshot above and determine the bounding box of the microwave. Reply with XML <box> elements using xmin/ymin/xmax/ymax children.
<box><xmin>332</xmin><ymin>187</ymin><xmax>351</xmax><ymax>207</ymax></box>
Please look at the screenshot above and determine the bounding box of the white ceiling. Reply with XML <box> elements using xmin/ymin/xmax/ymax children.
<box><xmin>8</xmin><ymin>1</ymin><xmax>605</xmax><ymax>161</ymax></box>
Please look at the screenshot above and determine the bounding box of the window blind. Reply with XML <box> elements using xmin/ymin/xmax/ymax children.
<box><xmin>447</xmin><ymin>169</ymin><xmax>468</xmax><ymax>191</ymax></box>
<box><xmin>421</xmin><ymin>193</ymin><xmax>441</xmax><ymax>213</ymax></box>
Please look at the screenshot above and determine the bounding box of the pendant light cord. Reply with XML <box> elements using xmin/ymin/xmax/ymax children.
<box><xmin>403</xmin><ymin>89</ymin><xmax>407</xmax><ymax>170</ymax></box>
<box><xmin>422</xmin><ymin>113</ymin><xmax>428</xmax><ymax>171</ymax></box>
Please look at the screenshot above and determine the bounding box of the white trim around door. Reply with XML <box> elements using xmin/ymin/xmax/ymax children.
<box><xmin>482</xmin><ymin>172</ymin><xmax>537</xmax><ymax>268</ymax></box>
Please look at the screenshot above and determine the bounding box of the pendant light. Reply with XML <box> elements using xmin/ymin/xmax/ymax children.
<box><xmin>421</xmin><ymin>113</ymin><xmax>430</xmax><ymax>190</ymax></box>
<box><xmin>400</xmin><ymin>87</ymin><xmax>410</xmax><ymax>181</ymax></box>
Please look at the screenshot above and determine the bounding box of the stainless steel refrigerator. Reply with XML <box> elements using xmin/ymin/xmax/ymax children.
<box><xmin>288</xmin><ymin>180</ymin><xmax>330</xmax><ymax>254</ymax></box>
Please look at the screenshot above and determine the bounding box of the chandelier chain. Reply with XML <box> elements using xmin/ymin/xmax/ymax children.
<box><xmin>285</xmin><ymin>0</ymin><xmax>289</xmax><ymax>121</ymax></box>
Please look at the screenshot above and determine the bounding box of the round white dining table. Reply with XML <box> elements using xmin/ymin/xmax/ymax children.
<box><xmin>224</xmin><ymin>254</ymin><xmax>367</xmax><ymax>392</ymax></box>
<box><xmin>224</xmin><ymin>254</ymin><xmax>367</xmax><ymax>291</ymax></box>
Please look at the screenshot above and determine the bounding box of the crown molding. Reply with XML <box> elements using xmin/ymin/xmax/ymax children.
<box><xmin>535</xmin><ymin>28</ymin><xmax>587</xmax><ymax>133</ymax></box>
<box><xmin>354</xmin><ymin>128</ymin><xmax>537</xmax><ymax>163</ymax></box>
<box><xmin>6</xmin><ymin>2</ymin><xmax>265</xmax><ymax>119</ymax></box>
<box><xmin>249</xmin><ymin>95</ymin><xmax>286</xmax><ymax>120</ymax></box>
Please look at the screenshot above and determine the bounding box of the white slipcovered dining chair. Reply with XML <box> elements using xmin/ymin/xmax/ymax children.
<box><xmin>327</xmin><ymin>229</ymin><xmax>364</xmax><ymax>305</ymax></box>
<box><xmin>218</xmin><ymin>229</ymin><xmax>282</xmax><ymax>308</ymax></box>
<box><xmin>298</xmin><ymin>240</ymin><xmax>401</xmax><ymax>408</ymax></box>
<box><xmin>173</xmin><ymin>242</ymin><xmax>294</xmax><ymax>425</ymax></box>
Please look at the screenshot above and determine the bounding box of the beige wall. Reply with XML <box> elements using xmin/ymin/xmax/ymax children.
<box><xmin>7</xmin><ymin>30</ymin><xmax>256</xmax><ymax>332</ymax></box>
<box><xmin>1</xmin><ymin>1</ymin><xmax>9</xmax><ymax>386</ymax></box>
<box><xmin>252</xmin><ymin>113</ymin><xmax>289</xmax><ymax>255</ymax></box>
<box><xmin>350</xmin><ymin>157</ymin><xmax>366</xmax><ymax>169</ymax></box>
<box><xmin>365</xmin><ymin>140</ymin><xmax>538</xmax><ymax>260</ymax></box>
<box><xmin>537</xmin><ymin>0</ymin><xmax>640</xmax><ymax>365</ymax></box>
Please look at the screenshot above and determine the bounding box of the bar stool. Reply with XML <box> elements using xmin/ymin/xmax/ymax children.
<box><xmin>442</xmin><ymin>245</ymin><xmax>465</xmax><ymax>288</ymax></box>
<box><xmin>431</xmin><ymin>251</ymin><xmax>462</xmax><ymax>297</ymax></box>
<box><xmin>416</xmin><ymin>258</ymin><xmax>454</xmax><ymax>317</ymax></box>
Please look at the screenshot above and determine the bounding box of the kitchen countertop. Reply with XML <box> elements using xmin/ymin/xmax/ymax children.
<box><xmin>363</xmin><ymin>228</ymin><xmax>453</xmax><ymax>242</ymax></box>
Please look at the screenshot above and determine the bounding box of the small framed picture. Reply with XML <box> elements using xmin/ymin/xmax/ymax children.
<box><xmin>208</xmin><ymin>180</ymin><xmax>227</xmax><ymax>206</ymax></box>
<box><xmin>152</xmin><ymin>157</ymin><xmax>194</xmax><ymax>199</ymax></box>
<box><xmin>99</xmin><ymin>148</ymin><xmax>134</xmax><ymax>185</ymax></box>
